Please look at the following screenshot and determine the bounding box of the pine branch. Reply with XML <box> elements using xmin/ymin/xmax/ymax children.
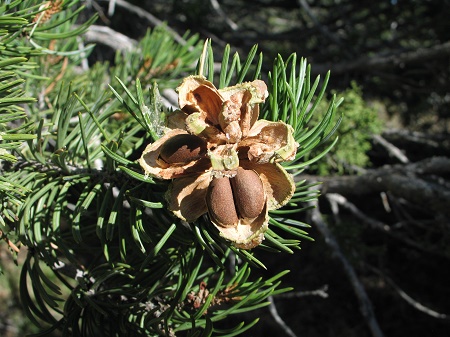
<box><xmin>1</xmin><ymin>2</ymin><xmax>341</xmax><ymax>335</ymax></box>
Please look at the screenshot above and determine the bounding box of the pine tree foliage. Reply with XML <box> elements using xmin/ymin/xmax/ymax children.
<box><xmin>1</xmin><ymin>1</ymin><xmax>341</xmax><ymax>336</ymax></box>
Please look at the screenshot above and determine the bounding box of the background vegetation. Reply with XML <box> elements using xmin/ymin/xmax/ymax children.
<box><xmin>1</xmin><ymin>1</ymin><xmax>450</xmax><ymax>336</ymax></box>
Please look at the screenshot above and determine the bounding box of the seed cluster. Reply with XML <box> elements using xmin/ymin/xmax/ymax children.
<box><xmin>206</xmin><ymin>168</ymin><xmax>265</xmax><ymax>227</ymax></box>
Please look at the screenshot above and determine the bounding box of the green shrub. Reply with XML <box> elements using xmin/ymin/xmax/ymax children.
<box><xmin>311</xmin><ymin>82</ymin><xmax>382</xmax><ymax>175</ymax></box>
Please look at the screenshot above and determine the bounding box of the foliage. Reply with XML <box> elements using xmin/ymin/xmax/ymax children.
<box><xmin>112</xmin><ymin>26</ymin><xmax>203</xmax><ymax>89</ymax></box>
<box><xmin>309</xmin><ymin>82</ymin><xmax>382</xmax><ymax>175</ymax></box>
<box><xmin>1</xmin><ymin>1</ymin><xmax>340</xmax><ymax>336</ymax></box>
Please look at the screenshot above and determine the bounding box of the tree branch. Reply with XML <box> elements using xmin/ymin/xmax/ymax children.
<box><xmin>372</xmin><ymin>134</ymin><xmax>409</xmax><ymax>163</ymax></box>
<box><xmin>210</xmin><ymin>0</ymin><xmax>239</xmax><ymax>31</ymax></box>
<box><xmin>111</xmin><ymin>0</ymin><xmax>188</xmax><ymax>46</ymax></box>
<box><xmin>311</xmin><ymin>156</ymin><xmax>450</xmax><ymax>217</ymax></box>
<box><xmin>325</xmin><ymin>193</ymin><xmax>449</xmax><ymax>258</ymax></box>
<box><xmin>84</xmin><ymin>25</ymin><xmax>136</xmax><ymax>51</ymax></box>
<box><xmin>382</xmin><ymin>129</ymin><xmax>450</xmax><ymax>155</ymax></box>
<box><xmin>307</xmin><ymin>198</ymin><xmax>385</xmax><ymax>337</ymax></box>
<box><xmin>297</xmin><ymin>0</ymin><xmax>347</xmax><ymax>53</ymax></box>
<box><xmin>275</xmin><ymin>285</ymin><xmax>329</xmax><ymax>299</ymax></box>
<box><xmin>314</xmin><ymin>41</ymin><xmax>450</xmax><ymax>74</ymax></box>
<box><xmin>369</xmin><ymin>266</ymin><xmax>449</xmax><ymax>320</ymax></box>
<box><xmin>268</xmin><ymin>296</ymin><xmax>299</xmax><ymax>337</ymax></box>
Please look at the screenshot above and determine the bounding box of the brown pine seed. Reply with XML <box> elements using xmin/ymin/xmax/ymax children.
<box><xmin>159</xmin><ymin>134</ymin><xmax>207</xmax><ymax>165</ymax></box>
<box><xmin>207</xmin><ymin>177</ymin><xmax>239</xmax><ymax>227</ymax></box>
<box><xmin>231</xmin><ymin>168</ymin><xmax>265</xmax><ymax>219</ymax></box>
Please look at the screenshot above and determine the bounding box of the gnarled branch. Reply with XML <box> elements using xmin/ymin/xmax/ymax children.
<box><xmin>312</xmin><ymin>156</ymin><xmax>450</xmax><ymax>217</ymax></box>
